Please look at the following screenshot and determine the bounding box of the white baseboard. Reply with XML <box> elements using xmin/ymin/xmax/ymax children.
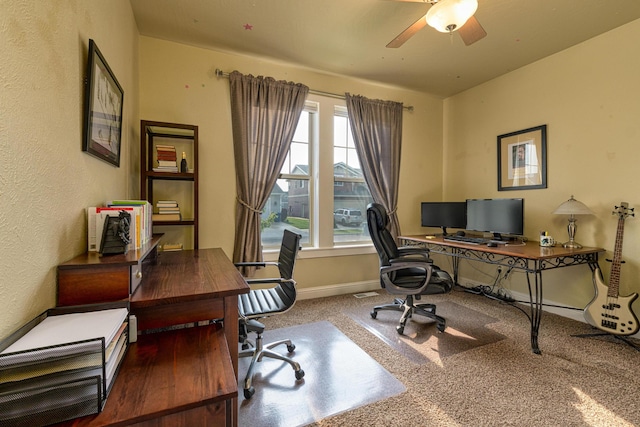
<box><xmin>297</xmin><ymin>280</ymin><xmax>379</xmax><ymax>300</ymax></box>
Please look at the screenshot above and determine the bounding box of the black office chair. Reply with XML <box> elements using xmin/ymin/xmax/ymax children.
<box><xmin>235</xmin><ymin>229</ymin><xmax>305</xmax><ymax>399</ymax></box>
<box><xmin>367</xmin><ymin>203</ymin><xmax>454</xmax><ymax>334</ymax></box>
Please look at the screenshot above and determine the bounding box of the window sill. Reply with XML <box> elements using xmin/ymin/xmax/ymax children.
<box><xmin>263</xmin><ymin>244</ymin><xmax>376</xmax><ymax>261</ymax></box>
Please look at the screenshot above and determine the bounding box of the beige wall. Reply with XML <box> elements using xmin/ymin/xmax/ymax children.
<box><xmin>137</xmin><ymin>36</ymin><xmax>444</xmax><ymax>291</ymax></box>
<box><xmin>0</xmin><ymin>0</ymin><xmax>139</xmax><ymax>339</ymax></box>
<box><xmin>443</xmin><ymin>19</ymin><xmax>640</xmax><ymax>310</ymax></box>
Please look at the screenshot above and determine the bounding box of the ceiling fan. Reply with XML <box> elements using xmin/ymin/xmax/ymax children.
<box><xmin>386</xmin><ymin>0</ymin><xmax>487</xmax><ymax>48</ymax></box>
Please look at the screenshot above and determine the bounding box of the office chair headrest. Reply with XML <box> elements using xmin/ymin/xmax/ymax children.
<box><xmin>367</xmin><ymin>203</ymin><xmax>389</xmax><ymax>229</ymax></box>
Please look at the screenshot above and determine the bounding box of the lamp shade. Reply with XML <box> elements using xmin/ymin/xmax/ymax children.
<box><xmin>426</xmin><ymin>0</ymin><xmax>478</xmax><ymax>33</ymax></box>
<box><xmin>552</xmin><ymin>195</ymin><xmax>594</xmax><ymax>216</ymax></box>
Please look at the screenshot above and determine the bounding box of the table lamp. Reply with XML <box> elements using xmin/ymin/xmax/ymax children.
<box><xmin>552</xmin><ymin>195</ymin><xmax>594</xmax><ymax>249</ymax></box>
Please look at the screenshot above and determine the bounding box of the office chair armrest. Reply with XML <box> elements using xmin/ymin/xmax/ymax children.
<box><xmin>385</xmin><ymin>258</ymin><xmax>432</xmax><ymax>271</ymax></box>
<box><xmin>381</xmin><ymin>260</ymin><xmax>433</xmax><ymax>294</ymax></box>
<box><xmin>234</xmin><ymin>261</ymin><xmax>279</xmax><ymax>269</ymax></box>
<box><xmin>244</xmin><ymin>277</ymin><xmax>296</xmax><ymax>287</ymax></box>
<box><xmin>397</xmin><ymin>246</ymin><xmax>432</xmax><ymax>261</ymax></box>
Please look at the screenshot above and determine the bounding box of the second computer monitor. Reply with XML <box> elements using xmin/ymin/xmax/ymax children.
<box><xmin>465</xmin><ymin>198</ymin><xmax>524</xmax><ymax>240</ymax></box>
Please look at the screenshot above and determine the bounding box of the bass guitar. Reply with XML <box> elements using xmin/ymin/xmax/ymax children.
<box><xmin>584</xmin><ymin>202</ymin><xmax>639</xmax><ymax>336</ymax></box>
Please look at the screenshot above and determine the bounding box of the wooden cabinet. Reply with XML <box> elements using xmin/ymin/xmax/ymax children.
<box><xmin>57</xmin><ymin>236</ymin><xmax>160</xmax><ymax>306</ymax></box>
<box><xmin>140</xmin><ymin>120</ymin><xmax>198</xmax><ymax>249</ymax></box>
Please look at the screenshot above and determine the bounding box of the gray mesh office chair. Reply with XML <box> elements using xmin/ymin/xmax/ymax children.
<box><xmin>236</xmin><ymin>229</ymin><xmax>305</xmax><ymax>399</ymax></box>
<box><xmin>367</xmin><ymin>203</ymin><xmax>454</xmax><ymax>334</ymax></box>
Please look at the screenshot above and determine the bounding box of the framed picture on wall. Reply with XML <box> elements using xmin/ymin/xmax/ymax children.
<box><xmin>82</xmin><ymin>39</ymin><xmax>124</xmax><ymax>167</ymax></box>
<box><xmin>497</xmin><ymin>124</ymin><xmax>547</xmax><ymax>191</ymax></box>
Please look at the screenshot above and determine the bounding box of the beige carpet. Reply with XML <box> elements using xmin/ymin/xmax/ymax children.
<box><xmin>345</xmin><ymin>300</ymin><xmax>506</xmax><ymax>364</ymax></box>
<box><xmin>256</xmin><ymin>289</ymin><xmax>640</xmax><ymax>426</ymax></box>
<box><xmin>238</xmin><ymin>320</ymin><xmax>405</xmax><ymax>427</ymax></box>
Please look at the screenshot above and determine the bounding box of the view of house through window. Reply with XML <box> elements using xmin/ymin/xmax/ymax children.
<box><xmin>261</xmin><ymin>99</ymin><xmax>372</xmax><ymax>249</ymax></box>
<box><xmin>332</xmin><ymin>106</ymin><xmax>373</xmax><ymax>243</ymax></box>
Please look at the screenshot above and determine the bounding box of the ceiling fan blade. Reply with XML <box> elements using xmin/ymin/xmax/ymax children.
<box><xmin>458</xmin><ymin>16</ymin><xmax>487</xmax><ymax>46</ymax></box>
<box><xmin>386</xmin><ymin>15</ymin><xmax>428</xmax><ymax>48</ymax></box>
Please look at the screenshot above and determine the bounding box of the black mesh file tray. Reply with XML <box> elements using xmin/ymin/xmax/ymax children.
<box><xmin>0</xmin><ymin>303</ymin><xmax>129</xmax><ymax>427</ymax></box>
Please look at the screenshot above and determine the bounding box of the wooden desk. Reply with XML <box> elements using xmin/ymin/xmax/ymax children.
<box><xmin>401</xmin><ymin>235</ymin><xmax>604</xmax><ymax>354</ymax></box>
<box><xmin>56</xmin><ymin>246</ymin><xmax>249</xmax><ymax>427</ymax></box>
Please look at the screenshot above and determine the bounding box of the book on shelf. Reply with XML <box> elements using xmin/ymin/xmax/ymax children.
<box><xmin>152</xmin><ymin>213</ymin><xmax>182</xmax><ymax>222</ymax></box>
<box><xmin>162</xmin><ymin>243</ymin><xmax>183</xmax><ymax>251</ymax></box>
<box><xmin>157</xmin><ymin>160</ymin><xmax>177</xmax><ymax>167</ymax></box>
<box><xmin>152</xmin><ymin>166</ymin><xmax>179</xmax><ymax>173</ymax></box>
<box><xmin>156</xmin><ymin>200</ymin><xmax>178</xmax><ymax>207</ymax></box>
<box><xmin>157</xmin><ymin>207</ymin><xmax>180</xmax><ymax>213</ymax></box>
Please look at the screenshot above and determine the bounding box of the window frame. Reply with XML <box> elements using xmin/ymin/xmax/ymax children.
<box><xmin>261</xmin><ymin>95</ymin><xmax>375</xmax><ymax>258</ymax></box>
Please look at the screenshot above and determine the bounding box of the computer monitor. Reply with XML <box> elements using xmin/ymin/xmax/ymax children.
<box><xmin>465</xmin><ymin>198</ymin><xmax>524</xmax><ymax>240</ymax></box>
<box><xmin>421</xmin><ymin>202</ymin><xmax>467</xmax><ymax>235</ymax></box>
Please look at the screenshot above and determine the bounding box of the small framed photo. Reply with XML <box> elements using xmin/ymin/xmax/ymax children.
<box><xmin>82</xmin><ymin>39</ymin><xmax>124</xmax><ymax>167</ymax></box>
<box><xmin>497</xmin><ymin>124</ymin><xmax>547</xmax><ymax>191</ymax></box>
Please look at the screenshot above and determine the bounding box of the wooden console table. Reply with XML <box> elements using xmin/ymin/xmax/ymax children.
<box><xmin>56</xmin><ymin>241</ymin><xmax>249</xmax><ymax>426</ymax></box>
<box><xmin>401</xmin><ymin>235</ymin><xmax>604</xmax><ymax>354</ymax></box>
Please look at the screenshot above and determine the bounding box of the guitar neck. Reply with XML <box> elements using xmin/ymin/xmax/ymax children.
<box><xmin>608</xmin><ymin>209</ymin><xmax>626</xmax><ymax>297</ymax></box>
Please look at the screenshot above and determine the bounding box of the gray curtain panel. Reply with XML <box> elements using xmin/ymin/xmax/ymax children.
<box><xmin>345</xmin><ymin>93</ymin><xmax>404</xmax><ymax>240</ymax></box>
<box><xmin>229</xmin><ymin>71</ymin><xmax>308</xmax><ymax>272</ymax></box>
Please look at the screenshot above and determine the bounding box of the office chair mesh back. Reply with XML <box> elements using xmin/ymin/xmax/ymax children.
<box><xmin>238</xmin><ymin>229</ymin><xmax>300</xmax><ymax>318</ymax></box>
<box><xmin>276</xmin><ymin>229</ymin><xmax>300</xmax><ymax>303</ymax></box>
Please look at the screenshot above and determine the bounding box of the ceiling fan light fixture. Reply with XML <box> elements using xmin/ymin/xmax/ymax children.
<box><xmin>425</xmin><ymin>0</ymin><xmax>478</xmax><ymax>34</ymax></box>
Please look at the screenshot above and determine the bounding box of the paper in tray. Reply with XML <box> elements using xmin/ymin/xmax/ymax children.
<box><xmin>0</xmin><ymin>305</ymin><xmax>129</xmax><ymax>427</ymax></box>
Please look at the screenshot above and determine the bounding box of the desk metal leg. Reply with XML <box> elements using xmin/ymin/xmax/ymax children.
<box><xmin>526</xmin><ymin>269</ymin><xmax>543</xmax><ymax>354</ymax></box>
<box><xmin>451</xmin><ymin>254</ymin><xmax>461</xmax><ymax>286</ymax></box>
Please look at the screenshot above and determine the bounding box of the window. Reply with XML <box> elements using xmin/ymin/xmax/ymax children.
<box><xmin>261</xmin><ymin>108</ymin><xmax>312</xmax><ymax>248</ymax></box>
<box><xmin>261</xmin><ymin>97</ymin><xmax>372</xmax><ymax>250</ymax></box>
<box><xmin>333</xmin><ymin>106</ymin><xmax>372</xmax><ymax>244</ymax></box>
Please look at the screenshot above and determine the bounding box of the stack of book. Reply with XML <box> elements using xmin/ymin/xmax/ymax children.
<box><xmin>87</xmin><ymin>200</ymin><xmax>153</xmax><ymax>253</ymax></box>
<box><xmin>152</xmin><ymin>144</ymin><xmax>178</xmax><ymax>173</ymax></box>
<box><xmin>0</xmin><ymin>305</ymin><xmax>130</xmax><ymax>426</ymax></box>
<box><xmin>152</xmin><ymin>200</ymin><xmax>181</xmax><ymax>222</ymax></box>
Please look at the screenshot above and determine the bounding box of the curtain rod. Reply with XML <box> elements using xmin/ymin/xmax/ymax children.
<box><xmin>214</xmin><ymin>69</ymin><xmax>413</xmax><ymax>112</ymax></box>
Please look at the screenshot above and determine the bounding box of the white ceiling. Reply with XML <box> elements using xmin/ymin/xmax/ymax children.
<box><xmin>130</xmin><ymin>0</ymin><xmax>640</xmax><ymax>98</ymax></box>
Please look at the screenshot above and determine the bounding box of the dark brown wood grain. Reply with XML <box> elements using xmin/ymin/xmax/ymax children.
<box><xmin>55</xmin><ymin>325</ymin><xmax>235</xmax><ymax>427</ymax></box>
<box><xmin>54</xmin><ymin>245</ymin><xmax>248</xmax><ymax>426</ymax></box>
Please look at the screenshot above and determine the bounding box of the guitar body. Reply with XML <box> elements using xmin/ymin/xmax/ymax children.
<box><xmin>584</xmin><ymin>202</ymin><xmax>638</xmax><ymax>336</ymax></box>
<box><xmin>584</xmin><ymin>267</ymin><xmax>639</xmax><ymax>335</ymax></box>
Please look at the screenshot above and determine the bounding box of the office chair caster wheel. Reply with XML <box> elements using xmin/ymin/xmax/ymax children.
<box><xmin>295</xmin><ymin>369</ymin><xmax>305</xmax><ymax>380</ymax></box>
<box><xmin>244</xmin><ymin>387</ymin><xmax>255</xmax><ymax>400</ymax></box>
<box><xmin>396</xmin><ymin>325</ymin><xmax>404</xmax><ymax>335</ymax></box>
<box><xmin>370</xmin><ymin>311</ymin><xmax>377</xmax><ymax>319</ymax></box>
<box><xmin>241</xmin><ymin>343</ymin><xmax>250</xmax><ymax>350</ymax></box>
<box><xmin>287</xmin><ymin>343</ymin><xmax>296</xmax><ymax>353</ymax></box>
<box><xmin>437</xmin><ymin>323</ymin><xmax>446</xmax><ymax>333</ymax></box>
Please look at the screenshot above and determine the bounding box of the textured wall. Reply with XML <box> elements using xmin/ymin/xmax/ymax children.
<box><xmin>0</xmin><ymin>0</ymin><xmax>139</xmax><ymax>340</ymax></box>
